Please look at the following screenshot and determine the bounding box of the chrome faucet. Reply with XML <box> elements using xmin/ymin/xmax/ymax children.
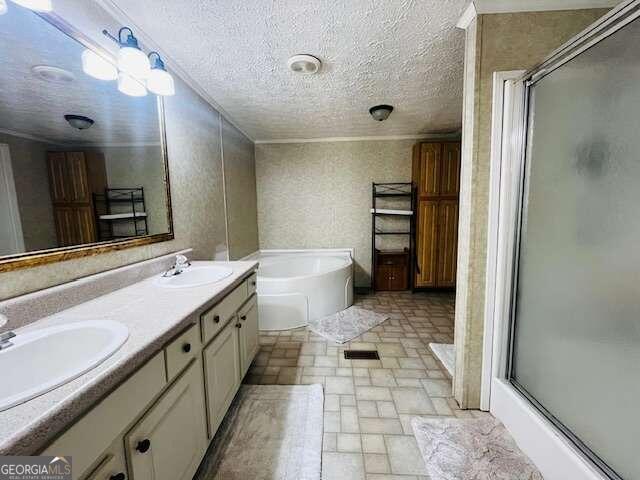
<box><xmin>162</xmin><ymin>254</ymin><xmax>191</xmax><ymax>277</ymax></box>
<box><xmin>0</xmin><ymin>331</ymin><xmax>16</xmax><ymax>351</ymax></box>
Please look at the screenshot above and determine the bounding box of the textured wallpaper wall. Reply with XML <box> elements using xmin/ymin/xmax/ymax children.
<box><xmin>255</xmin><ymin>140</ymin><xmax>420</xmax><ymax>287</ymax></box>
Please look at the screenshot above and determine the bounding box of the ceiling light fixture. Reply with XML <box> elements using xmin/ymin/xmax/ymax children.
<box><xmin>369</xmin><ymin>104</ymin><xmax>394</xmax><ymax>122</ymax></box>
<box><xmin>31</xmin><ymin>65</ymin><xmax>75</xmax><ymax>84</ymax></box>
<box><xmin>118</xmin><ymin>72</ymin><xmax>147</xmax><ymax>97</ymax></box>
<box><xmin>146</xmin><ymin>52</ymin><xmax>175</xmax><ymax>96</ymax></box>
<box><xmin>115</xmin><ymin>27</ymin><xmax>150</xmax><ymax>80</ymax></box>
<box><xmin>10</xmin><ymin>0</ymin><xmax>52</xmax><ymax>11</ymax></box>
<box><xmin>287</xmin><ymin>54</ymin><xmax>322</xmax><ymax>75</ymax></box>
<box><xmin>0</xmin><ymin>0</ymin><xmax>8</xmax><ymax>15</ymax></box>
<box><xmin>81</xmin><ymin>49</ymin><xmax>118</xmax><ymax>81</ymax></box>
<box><xmin>64</xmin><ymin>114</ymin><xmax>94</xmax><ymax>130</ymax></box>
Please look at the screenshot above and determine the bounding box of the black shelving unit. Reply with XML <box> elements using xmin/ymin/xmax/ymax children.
<box><xmin>371</xmin><ymin>183</ymin><xmax>416</xmax><ymax>291</ymax></box>
<box><xmin>93</xmin><ymin>187</ymin><xmax>148</xmax><ymax>241</ymax></box>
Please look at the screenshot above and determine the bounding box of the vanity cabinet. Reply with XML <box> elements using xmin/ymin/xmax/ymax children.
<box><xmin>202</xmin><ymin>319</ymin><xmax>241</xmax><ymax>437</ymax></box>
<box><xmin>126</xmin><ymin>361</ymin><xmax>207</xmax><ymax>480</ymax></box>
<box><xmin>238</xmin><ymin>296</ymin><xmax>259</xmax><ymax>377</ymax></box>
<box><xmin>84</xmin><ymin>440</ymin><xmax>127</xmax><ymax>480</ymax></box>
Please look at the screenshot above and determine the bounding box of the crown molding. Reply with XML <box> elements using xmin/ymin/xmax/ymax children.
<box><xmin>94</xmin><ymin>0</ymin><xmax>255</xmax><ymax>143</ymax></box>
<box><xmin>0</xmin><ymin>129</ymin><xmax>60</xmax><ymax>145</ymax></box>
<box><xmin>254</xmin><ymin>133</ymin><xmax>462</xmax><ymax>145</ymax></box>
<box><xmin>457</xmin><ymin>0</ymin><xmax>619</xmax><ymax>29</ymax></box>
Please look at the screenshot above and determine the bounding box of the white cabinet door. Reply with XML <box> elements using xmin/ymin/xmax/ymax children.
<box><xmin>203</xmin><ymin>319</ymin><xmax>241</xmax><ymax>438</ymax></box>
<box><xmin>238</xmin><ymin>296</ymin><xmax>259</xmax><ymax>377</ymax></box>
<box><xmin>125</xmin><ymin>360</ymin><xmax>207</xmax><ymax>480</ymax></box>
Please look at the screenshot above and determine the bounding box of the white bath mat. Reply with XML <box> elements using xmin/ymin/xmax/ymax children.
<box><xmin>411</xmin><ymin>416</ymin><xmax>543</xmax><ymax>480</ymax></box>
<box><xmin>308</xmin><ymin>306</ymin><xmax>389</xmax><ymax>344</ymax></box>
<box><xmin>195</xmin><ymin>385</ymin><xmax>323</xmax><ymax>480</ymax></box>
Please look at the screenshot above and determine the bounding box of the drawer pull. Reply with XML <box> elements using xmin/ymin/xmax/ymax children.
<box><xmin>251</xmin><ymin>280</ymin><xmax>256</xmax><ymax>286</ymax></box>
<box><xmin>213</xmin><ymin>315</ymin><xmax>220</xmax><ymax>324</ymax></box>
<box><xmin>182</xmin><ymin>343</ymin><xmax>191</xmax><ymax>353</ymax></box>
<box><xmin>235</xmin><ymin>323</ymin><xmax>242</xmax><ymax>329</ymax></box>
<box><xmin>240</xmin><ymin>315</ymin><xmax>247</xmax><ymax>321</ymax></box>
<box><xmin>110</xmin><ymin>474</ymin><xmax>126</xmax><ymax>480</ymax></box>
<box><xmin>136</xmin><ymin>439</ymin><xmax>151</xmax><ymax>453</ymax></box>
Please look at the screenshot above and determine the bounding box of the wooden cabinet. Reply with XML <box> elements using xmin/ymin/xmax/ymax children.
<box><xmin>203</xmin><ymin>318</ymin><xmax>242</xmax><ymax>438</ymax></box>
<box><xmin>47</xmin><ymin>151</ymin><xmax>107</xmax><ymax>246</ymax></box>
<box><xmin>84</xmin><ymin>440</ymin><xmax>127</xmax><ymax>480</ymax></box>
<box><xmin>374</xmin><ymin>250</ymin><xmax>409</xmax><ymax>291</ymax></box>
<box><xmin>238</xmin><ymin>296</ymin><xmax>259</xmax><ymax>377</ymax></box>
<box><xmin>126</xmin><ymin>361</ymin><xmax>208</xmax><ymax>480</ymax></box>
<box><xmin>413</xmin><ymin>141</ymin><xmax>461</xmax><ymax>289</ymax></box>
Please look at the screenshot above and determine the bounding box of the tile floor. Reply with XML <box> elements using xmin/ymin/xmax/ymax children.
<box><xmin>245</xmin><ymin>290</ymin><xmax>481</xmax><ymax>480</ymax></box>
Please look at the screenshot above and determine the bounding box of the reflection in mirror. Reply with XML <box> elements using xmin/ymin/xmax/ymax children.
<box><xmin>0</xmin><ymin>3</ymin><xmax>171</xmax><ymax>258</ymax></box>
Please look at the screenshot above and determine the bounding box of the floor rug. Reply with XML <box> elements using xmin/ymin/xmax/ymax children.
<box><xmin>412</xmin><ymin>416</ymin><xmax>543</xmax><ymax>480</ymax></box>
<box><xmin>308</xmin><ymin>306</ymin><xmax>389</xmax><ymax>344</ymax></box>
<box><xmin>194</xmin><ymin>385</ymin><xmax>323</xmax><ymax>480</ymax></box>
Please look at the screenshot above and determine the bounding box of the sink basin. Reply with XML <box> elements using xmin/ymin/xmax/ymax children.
<box><xmin>155</xmin><ymin>265</ymin><xmax>233</xmax><ymax>288</ymax></box>
<box><xmin>0</xmin><ymin>320</ymin><xmax>128</xmax><ymax>411</ymax></box>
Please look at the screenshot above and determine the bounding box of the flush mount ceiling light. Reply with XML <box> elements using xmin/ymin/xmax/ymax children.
<box><xmin>31</xmin><ymin>65</ymin><xmax>75</xmax><ymax>84</ymax></box>
<box><xmin>287</xmin><ymin>54</ymin><xmax>322</xmax><ymax>75</ymax></box>
<box><xmin>116</xmin><ymin>27</ymin><xmax>150</xmax><ymax>80</ymax></box>
<box><xmin>10</xmin><ymin>0</ymin><xmax>52</xmax><ymax>11</ymax></box>
<box><xmin>64</xmin><ymin>114</ymin><xmax>94</xmax><ymax>130</ymax></box>
<box><xmin>81</xmin><ymin>49</ymin><xmax>118</xmax><ymax>81</ymax></box>
<box><xmin>0</xmin><ymin>0</ymin><xmax>7</xmax><ymax>15</ymax></box>
<box><xmin>118</xmin><ymin>72</ymin><xmax>147</xmax><ymax>97</ymax></box>
<box><xmin>146</xmin><ymin>52</ymin><xmax>175</xmax><ymax>96</ymax></box>
<box><xmin>369</xmin><ymin>104</ymin><xmax>394</xmax><ymax>122</ymax></box>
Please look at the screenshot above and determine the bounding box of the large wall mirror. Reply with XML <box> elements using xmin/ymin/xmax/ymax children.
<box><xmin>0</xmin><ymin>3</ymin><xmax>173</xmax><ymax>272</ymax></box>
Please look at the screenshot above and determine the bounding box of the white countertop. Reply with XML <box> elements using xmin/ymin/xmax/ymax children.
<box><xmin>0</xmin><ymin>260</ymin><xmax>258</xmax><ymax>455</ymax></box>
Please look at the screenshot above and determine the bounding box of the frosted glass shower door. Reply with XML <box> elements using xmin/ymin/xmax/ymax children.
<box><xmin>509</xmin><ymin>18</ymin><xmax>640</xmax><ymax>480</ymax></box>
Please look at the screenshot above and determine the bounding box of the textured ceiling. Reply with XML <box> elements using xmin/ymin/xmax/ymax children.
<box><xmin>110</xmin><ymin>0</ymin><xmax>467</xmax><ymax>141</ymax></box>
<box><xmin>0</xmin><ymin>4</ymin><xmax>160</xmax><ymax>146</ymax></box>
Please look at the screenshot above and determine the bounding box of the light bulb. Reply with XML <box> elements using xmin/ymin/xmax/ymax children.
<box><xmin>0</xmin><ymin>0</ymin><xmax>8</xmax><ymax>15</ymax></box>
<box><xmin>147</xmin><ymin>68</ymin><xmax>175</xmax><ymax>96</ymax></box>
<box><xmin>11</xmin><ymin>0</ymin><xmax>52</xmax><ymax>11</ymax></box>
<box><xmin>117</xmin><ymin>46</ymin><xmax>150</xmax><ymax>80</ymax></box>
<box><xmin>81</xmin><ymin>49</ymin><xmax>117</xmax><ymax>81</ymax></box>
<box><xmin>117</xmin><ymin>72</ymin><xmax>147</xmax><ymax>97</ymax></box>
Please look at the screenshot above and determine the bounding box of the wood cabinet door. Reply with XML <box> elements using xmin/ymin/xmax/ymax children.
<box><xmin>436</xmin><ymin>200</ymin><xmax>459</xmax><ymax>287</ymax></box>
<box><xmin>47</xmin><ymin>152</ymin><xmax>68</xmax><ymax>203</ymax></box>
<box><xmin>203</xmin><ymin>319</ymin><xmax>241</xmax><ymax>438</ymax></box>
<box><xmin>238</xmin><ymin>297</ymin><xmax>259</xmax><ymax>377</ymax></box>
<box><xmin>418</xmin><ymin>143</ymin><xmax>441</xmax><ymax>197</ymax></box>
<box><xmin>53</xmin><ymin>206</ymin><xmax>96</xmax><ymax>246</ymax></box>
<box><xmin>415</xmin><ymin>200</ymin><xmax>438</xmax><ymax>287</ymax></box>
<box><xmin>64</xmin><ymin>152</ymin><xmax>90</xmax><ymax>203</ymax></box>
<box><xmin>126</xmin><ymin>361</ymin><xmax>207</xmax><ymax>480</ymax></box>
<box><xmin>440</xmin><ymin>143</ymin><xmax>461</xmax><ymax>196</ymax></box>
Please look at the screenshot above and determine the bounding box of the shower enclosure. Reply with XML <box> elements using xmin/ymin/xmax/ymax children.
<box><xmin>488</xmin><ymin>2</ymin><xmax>640</xmax><ymax>479</ymax></box>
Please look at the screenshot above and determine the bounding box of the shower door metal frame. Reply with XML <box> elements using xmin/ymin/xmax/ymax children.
<box><xmin>503</xmin><ymin>1</ymin><xmax>640</xmax><ymax>479</ymax></box>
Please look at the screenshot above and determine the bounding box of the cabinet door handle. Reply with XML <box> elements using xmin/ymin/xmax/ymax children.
<box><xmin>251</xmin><ymin>280</ymin><xmax>256</xmax><ymax>286</ymax></box>
<box><xmin>182</xmin><ymin>343</ymin><xmax>191</xmax><ymax>353</ymax></box>
<box><xmin>136</xmin><ymin>439</ymin><xmax>151</xmax><ymax>453</ymax></box>
<box><xmin>213</xmin><ymin>315</ymin><xmax>220</xmax><ymax>324</ymax></box>
<box><xmin>110</xmin><ymin>474</ymin><xmax>126</xmax><ymax>480</ymax></box>
<box><xmin>236</xmin><ymin>323</ymin><xmax>242</xmax><ymax>328</ymax></box>
<box><xmin>240</xmin><ymin>315</ymin><xmax>247</xmax><ymax>321</ymax></box>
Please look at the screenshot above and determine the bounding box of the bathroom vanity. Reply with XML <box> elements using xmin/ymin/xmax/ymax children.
<box><xmin>0</xmin><ymin>254</ymin><xmax>259</xmax><ymax>480</ymax></box>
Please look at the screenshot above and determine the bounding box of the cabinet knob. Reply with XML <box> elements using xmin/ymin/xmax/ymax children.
<box><xmin>136</xmin><ymin>439</ymin><xmax>151</xmax><ymax>453</ymax></box>
<box><xmin>110</xmin><ymin>474</ymin><xmax>126</xmax><ymax>480</ymax></box>
<box><xmin>182</xmin><ymin>343</ymin><xmax>191</xmax><ymax>353</ymax></box>
<box><xmin>240</xmin><ymin>315</ymin><xmax>247</xmax><ymax>321</ymax></box>
<box><xmin>235</xmin><ymin>323</ymin><xmax>242</xmax><ymax>329</ymax></box>
<box><xmin>251</xmin><ymin>281</ymin><xmax>256</xmax><ymax>286</ymax></box>
<box><xmin>213</xmin><ymin>315</ymin><xmax>220</xmax><ymax>324</ymax></box>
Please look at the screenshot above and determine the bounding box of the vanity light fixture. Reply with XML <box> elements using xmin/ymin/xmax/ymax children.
<box><xmin>369</xmin><ymin>104</ymin><xmax>394</xmax><ymax>122</ymax></box>
<box><xmin>146</xmin><ymin>52</ymin><xmax>175</xmax><ymax>96</ymax></box>
<box><xmin>117</xmin><ymin>71</ymin><xmax>147</xmax><ymax>97</ymax></box>
<box><xmin>64</xmin><ymin>114</ymin><xmax>94</xmax><ymax>130</ymax></box>
<box><xmin>116</xmin><ymin>27</ymin><xmax>150</xmax><ymax>80</ymax></box>
<box><xmin>0</xmin><ymin>0</ymin><xmax>7</xmax><ymax>15</ymax></box>
<box><xmin>9</xmin><ymin>0</ymin><xmax>52</xmax><ymax>11</ymax></box>
<box><xmin>81</xmin><ymin>49</ymin><xmax>118</xmax><ymax>81</ymax></box>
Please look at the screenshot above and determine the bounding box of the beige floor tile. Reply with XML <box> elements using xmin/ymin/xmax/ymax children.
<box><xmin>391</xmin><ymin>388</ymin><xmax>435</xmax><ymax>414</ymax></box>
<box><xmin>341</xmin><ymin>406</ymin><xmax>360</xmax><ymax>433</ymax></box>
<box><xmin>341</xmin><ymin>394</ymin><xmax>356</xmax><ymax>406</ymax></box>
<box><xmin>421</xmin><ymin>378</ymin><xmax>452</xmax><ymax>397</ymax></box>
<box><xmin>326</xmin><ymin>376</ymin><xmax>355</xmax><ymax>395</ymax></box>
<box><xmin>370</xmin><ymin>369</ymin><xmax>397</xmax><ymax>387</ymax></box>
<box><xmin>325</xmin><ymin>394</ymin><xmax>341</xmax><ymax>412</ymax></box>
<box><xmin>323</xmin><ymin>432</ymin><xmax>337</xmax><ymax>451</ymax></box>
<box><xmin>384</xmin><ymin>435</ymin><xmax>426</xmax><ymax>475</ymax></box>
<box><xmin>322</xmin><ymin>452</ymin><xmax>365</xmax><ymax>480</ymax></box>
<box><xmin>356</xmin><ymin>386</ymin><xmax>392</xmax><ymax>401</ymax></box>
<box><xmin>357</xmin><ymin>400</ymin><xmax>378</xmax><ymax>417</ymax></box>
<box><xmin>324</xmin><ymin>411</ymin><xmax>341</xmax><ymax>433</ymax></box>
<box><xmin>337</xmin><ymin>433</ymin><xmax>362</xmax><ymax>453</ymax></box>
<box><xmin>364</xmin><ymin>454</ymin><xmax>391</xmax><ymax>474</ymax></box>
<box><xmin>398</xmin><ymin>358</ymin><xmax>426</xmax><ymax>369</ymax></box>
<box><xmin>316</xmin><ymin>356</ymin><xmax>340</xmax><ymax>367</ymax></box>
<box><xmin>376</xmin><ymin>401</ymin><xmax>398</xmax><ymax>418</ymax></box>
<box><xmin>359</xmin><ymin>418</ymin><xmax>403</xmax><ymax>435</ymax></box>
<box><xmin>361</xmin><ymin>434</ymin><xmax>386</xmax><ymax>454</ymax></box>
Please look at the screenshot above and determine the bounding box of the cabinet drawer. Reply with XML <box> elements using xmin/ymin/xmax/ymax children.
<box><xmin>165</xmin><ymin>323</ymin><xmax>200</xmax><ymax>382</ymax></box>
<box><xmin>43</xmin><ymin>353</ymin><xmax>166</xmax><ymax>480</ymax></box>
<box><xmin>247</xmin><ymin>272</ymin><xmax>258</xmax><ymax>296</ymax></box>
<box><xmin>83</xmin><ymin>440</ymin><xmax>126</xmax><ymax>480</ymax></box>
<box><xmin>201</xmin><ymin>283</ymin><xmax>247</xmax><ymax>345</ymax></box>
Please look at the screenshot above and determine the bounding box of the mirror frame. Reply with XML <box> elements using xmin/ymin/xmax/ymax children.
<box><xmin>0</xmin><ymin>11</ymin><xmax>174</xmax><ymax>273</ymax></box>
